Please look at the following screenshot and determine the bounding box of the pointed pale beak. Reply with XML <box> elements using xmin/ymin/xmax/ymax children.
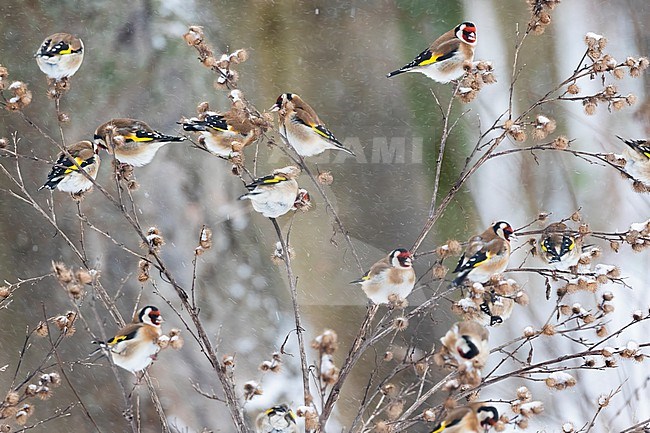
<box><xmin>269</xmin><ymin>104</ymin><xmax>281</xmax><ymax>112</ymax></box>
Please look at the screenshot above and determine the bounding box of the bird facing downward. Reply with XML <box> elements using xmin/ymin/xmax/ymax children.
<box><xmin>255</xmin><ymin>404</ymin><xmax>297</xmax><ymax>433</ymax></box>
<box><xmin>387</xmin><ymin>22</ymin><xmax>477</xmax><ymax>83</ymax></box>
<box><xmin>616</xmin><ymin>136</ymin><xmax>650</xmax><ymax>184</ymax></box>
<box><xmin>93</xmin><ymin>118</ymin><xmax>186</xmax><ymax>167</ymax></box>
<box><xmin>431</xmin><ymin>403</ymin><xmax>499</xmax><ymax>433</ymax></box>
<box><xmin>95</xmin><ymin>306</ymin><xmax>163</xmax><ymax>374</ymax></box>
<box><xmin>270</xmin><ymin>93</ymin><xmax>355</xmax><ymax>157</ymax></box>
<box><xmin>40</xmin><ymin>140</ymin><xmax>100</xmax><ymax>194</ymax></box>
<box><xmin>538</xmin><ymin>222</ymin><xmax>581</xmax><ymax>271</ymax></box>
<box><xmin>352</xmin><ymin>248</ymin><xmax>415</xmax><ymax>304</ymax></box>
<box><xmin>239</xmin><ymin>166</ymin><xmax>301</xmax><ymax>218</ymax></box>
<box><xmin>453</xmin><ymin>221</ymin><xmax>514</xmax><ymax>286</ymax></box>
<box><xmin>35</xmin><ymin>33</ymin><xmax>84</xmax><ymax>81</ymax></box>
<box><xmin>440</xmin><ymin>320</ymin><xmax>490</xmax><ymax>370</ymax></box>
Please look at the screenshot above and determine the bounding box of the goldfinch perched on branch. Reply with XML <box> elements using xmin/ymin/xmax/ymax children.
<box><xmin>440</xmin><ymin>320</ymin><xmax>490</xmax><ymax>370</ymax></box>
<box><xmin>453</xmin><ymin>221</ymin><xmax>514</xmax><ymax>286</ymax></box>
<box><xmin>255</xmin><ymin>404</ymin><xmax>297</xmax><ymax>433</ymax></box>
<box><xmin>93</xmin><ymin>118</ymin><xmax>186</xmax><ymax>167</ymax></box>
<box><xmin>35</xmin><ymin>33</ymin><xmax>84</xmax><ymax>80</ymax></box>
<box><xmin>431</xmin><ymin>403</ymin><xmax>499</xmax><ymax>433</ymax></box>
<box><xmin>616</xmin><ymin>136</ymin><xmax>650</xmax><ymax>183</ymax></box>
<box><xmin>270</xmin><ymin>93</ymin><xmax>355</xmax><ymax>157</ymax></box>
<box><xmin>94</xmin><ymin>306</ymin><xmax>163</xmax><ymax>374</ymax></box>
<box><xmin>351</xmin><ymin>248</ymin><xmax>415</xmax><ymax>304</ymax></box>
<box><xmin>181</xmin><ymin>111</ymin><xmax>248</xmax><ymax>158</ymax></box>
<box><xmin>239</xmin><ymin>166</ymin><xmax>301</xmax><ymax>218</ymax></box>
<box><xmin>538</xmin><ymin>222</ymin><xmax>582</xmax><ymax>271</ymax></box>
<box><xmin>39</xmin><ymin>140</ymin><xmax>99</xmax><ymax>194</ymax></box>
<box><xmin>387</xmin><ymin>22</ymin><xmax>477</xmax><ymax>83</ymax></box>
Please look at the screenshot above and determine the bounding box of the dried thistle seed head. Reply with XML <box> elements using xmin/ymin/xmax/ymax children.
<box><xmin>386</xmin><ymin>400</ymin><xmax>404</xmax><ymax>420</ymax></box>
<box><xmin>383</xmin><ymin>351</ymin><xmax>394</xmax><ymax>361</ymax></box>
<box><xmin>169</xmin><ymin>329</ymin><xmax>184</xmax><ymax>349</ymax></box>
<box><xmin>567</xmin><ymin>83</ymin><xmax>580</xmax><ymax>94</ymax></box>
<box><xmin>432</xmin><ymin>264</ymin><xmax>448</xmax><ymax>279</ymax></box>
<box><xmin>143</xmin><ymin>227</ymin><xmax>165</xmax><ymax>251</ymax></box>
<box><xmin>392</xmin><ymin>316</ymin><xmax>409</xmax><ymax>331</ymax></box>
<box><xmin>583</xmin><ymin>100</ymin><xmax>597</xmax><ymax>115</ymax></box>
<box><xmin>66</xmin><ymin>283</ymin><xmax>84</xmax><ymax>299</ymax></box>
<box><xmin>596</xmin><ymin>325</ymin><xmax>608</xmax><ymax>337</ymax></box>
<box><xmin>5</xmin><ymin>391</ymin><xmax>19</xmax><ymax>405</ymax></box>
<box><xmin>52</xmin><ymin>261</ymin><xmax>73</xmax><ymax>284</ymax></box>
<box><xmin>373</xmin><ymin>421</ymin><xmax>390</xmax><ymax>433</ymax></box>
<box><xmin>523</xmin><ymin>326</ymin><xmax>536</xmax><ymax>337</ymax></box>
<box><xmin>388</xmin><ymin>293</ymin><xmax>408</xmax><ymax>309</ymax></box>
<box><xmin>541</xmin><ymin>324</ymin><xmax>556</xmax><ymax>336</ymax></box>
<box><xmin>137</xmin><ymin>260</ymin><xmax>150</xmax><ymax>282</ymax></box>
<box><xmin>222</xmin><ymin>354</ymin><xmax>235</xmax><ymax>366</ymax></box>
<box><xmin>317</xmin><ymin>170</ymin><xmax>334</xmax><ymax>185</ymax></box>
<box><xmin>242</xmin><ymin>381</ymin><xmax>262</xmax><ymax>400</ymax></box>
<box><xmin>0</xmin><ymin>286</ymin><xmax>9</xmax><ymax>299</ymax></box>
<box><xmin>381</xmin><ymin>383</ymin><xmax>399</xmax><ymax>397</ymax></box>
<box><xmin>196</xmin><ymin>101</ymin><xmax>210</xmax><ymax>113</ymax></box>
<box><xmin>183</xmin><ymin>26</ymin><xmax>204</xmax><ymax>46</ymax></box>
<box><xmin>312</xmin><ymin>329</ymin><xmax>339</xmax><ymax>354</ymax></box>
<box><xmin>198</xmin><ymin>226</ymin><xmax>213</xmax><ymax>251</ymax></box>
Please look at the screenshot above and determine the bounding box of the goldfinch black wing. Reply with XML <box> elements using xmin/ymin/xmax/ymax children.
<box><xmin>40</xmin><ymin>154</ymin><xmax>96</xmax><ymax>190</ymax></box>
<box><xmin>350</xmin><ymin>269</ymin><xmax>371</xmax><ymax>284</ymax></box>
<box><xmin>617</xmin><ymin>136</ymin><xmax>650</xmax><ymax>159</ymax></box>
<box><xmin>244</xmin><ymin>174</ymin><xmax>289</xmax><ymax>191</ymax></box>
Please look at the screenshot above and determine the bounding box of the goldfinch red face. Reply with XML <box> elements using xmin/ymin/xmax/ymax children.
<box><xmin>456</xmin><ymin>22</ymin><xmax>477</xmax><ymax>46</ymax></box>
<box><xmin>493</xmin><ymin>221</ymin><xmax>514</xmax><ymax>241</ymax></box>
<box><xmin>390</xmin><ymin>248</ymin><xmax>413</xmax><ymax>268</ymax></box>
<box><xmin>139</xmin><ymin>306</ymin><xmax>163</xmax><ymax>327</ymax></box>
<box><xmin>270</xmin><ymin>93</ymin><xmax>294</xmax><ymax>112</ymax></box>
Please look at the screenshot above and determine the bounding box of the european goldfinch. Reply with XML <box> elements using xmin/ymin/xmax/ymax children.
<box><xmin>431</xmin><ymin>403</ymin><xmax>499</xmax><ymax>433</ymax></box>
<box><xmin>95</xmin><ymin>306</ymin><xmax>163</xmax><ymax>374</ymax></box>
<box><xmin>351</xmin><ymin>249</ymin><xmax>415</xmax><ymax>304</ymax></box>
<box><xmin>270</xmin><ymin>93</ymin><xmax>354</xmax><ymax>157</ymax></box>
<box><xmin>387</xmin><ymin>22</ymin><xmax>477</xmax><ymax>83</ymax></box>
<box><xmin>539</xmin><ymin>222</ymin><xmax>581</xmax><ymax>271</ymax></box>
<box><xmin>39</xmin><ymin>140</ymin><xmax>99</xmax><ymax>194</ymax></box>
<box><xmin>453</xmin><ymin>221</ymin><xmax>514</xmax><ymax>286</ymax></box>
<box><xmin>35</xmin><ymin>33</ymin><xmax>84</xmax><ymax>81</ymax></box>
<box><xmin>94</xmin><ymin>118</ymin><xmax>186</xmax><ymax>167</ymax></box>
<box><xmin>239</xmin><ymin>166</ymin><xmax>301</xmax><ymax>218</ymax></box>
<box><xmin>616</xmin><ymin>136</ymin><xmax>650</xmax><ymax>183</ymax></box>
<box><xmin>255</xmin><ymin>404</ymin><xmax>297</xmax><ymax>433</ymax></box>
<box><xmin>181</xmin><ymin>111</ymin><xmax>249</xmax><ymax>158</ymax></box>
<box><xmin>440</xmin><ymin>321</ymin><xmax>490</xmax><ymax>370</ymax></box>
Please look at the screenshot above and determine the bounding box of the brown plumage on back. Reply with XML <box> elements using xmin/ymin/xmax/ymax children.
<box><xmin>270</xmin><ymin>93</ymin><xmax>355</xmax><ymax>157</ymax></box>
<box><xmin>94</xmin><ymin>118</ymin><xmax>186</xmax><ymax>167</ymax></box>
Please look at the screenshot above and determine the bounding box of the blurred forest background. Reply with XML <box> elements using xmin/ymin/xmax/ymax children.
<box><xmin>0</xmin><ymin>0</ymin><xmax>649</xmax><ymax>432</ymax></box>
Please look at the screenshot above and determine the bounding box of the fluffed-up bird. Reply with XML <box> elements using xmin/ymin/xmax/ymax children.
<box><xmin>387</xmin><ymin>22</ymin><xmax>477</xmax><ymax>83</ymax></box>
<box><xmin>431</xmin><ymin>403</ymin><xmax>499</xmax><ymax>433</ymax></box>
<box><xmin>255</xmin><ymin>404</ymin><xmax>297</xmax><ymax>433</ymax></box>
<box><xmin>94</xmin><ymin>118</ymin><xmax>186</xmax><ymax>167</ymax></box>
<box><xmin>94</xmin><ymin>306</ymin><xmax>163</xmax><ymax>374</ymax></box>
<box><xmin>453</xmin><ymin>221</ymin><xmax>514</xmax><ymax>286</ymax></box>
<box><xmin>270</xmin><ymin>93</ymin><xmax>355</xmax><ymax>157</ymax></box>
<box><xmin>616</xmin><ymin>136</ymin><xmax>650</xmax><ymax>184</ymax></box>
<box><xmin>440</xmin><ymin>320</ymin><xmax>490</xmax><ymax>370</ymax></box>
<box><xmin>352</xmin><ymin>248</ymin><xmax>415</xmax><ymax>304</ymax></box>
<box><xmin>538</xmin><ymin>222</ymin><xmax>581</xmax><ymax>271</ymax></box>
<box><xmin>40</xmin><ymin>140</ymin><xmax>99</xmax><ymax>194</ymax></box>
<box><xmin>181</xmin><ymin>111</ymin><xmax>249</xmax><ymax>158</ymax></box>
<box><xmin>239</xmin><ymin>166</ymin><xmax>301</xmax><ymax>218</ymax></box>
<box><xmin>35</xmin><ymin>33</ymin><xmax>84</xmax><ymax>80</ymax></box>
